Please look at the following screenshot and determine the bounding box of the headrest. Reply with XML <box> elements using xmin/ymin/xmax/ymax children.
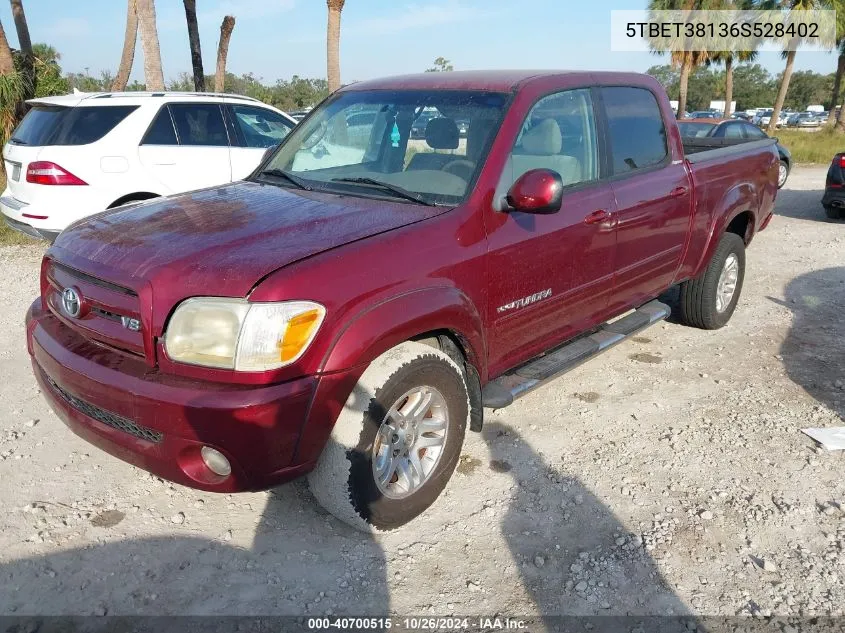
<box><xmin>522</xmin><ymin>119</ymin><xmax>562</xmax><ymax>155</ymax></box>
<box><xmin>425</xmin><ymin>117</ymin><xmax>459</xmax><ymax>150</ymax></box>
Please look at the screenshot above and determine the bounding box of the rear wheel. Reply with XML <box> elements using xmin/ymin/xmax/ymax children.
<box><xmin>678</xmin><ymin>233</ymin><xmax>746</xmax><ymax>330</ymax></box>
<box><xmin>308</xmin><ymin>341</ymin><xmax>469</xmax><ymax>532</ymax></box>
<box><xmin>777</xmin><ymin>160</ymin><xmax>789</xmax><ymax>189</ymax></box>
<box><xmin>824</xmin><ymin>205</ymin><xmax>842</xmax><ymax>220</ymax></box>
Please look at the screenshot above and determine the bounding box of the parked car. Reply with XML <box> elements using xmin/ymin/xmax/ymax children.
<box><xmin>288</xmin><ymin>108</ymin><xmax>312</xmax><ymax>121</ymax></box>
<box><xmin>822</xmin><ymin>153</ymin><xmax>845</xmax><ymax>219</ymax></box>
<box><xmin>677</xmin><ymin>118</ymin><xmax>792</xmax><ymax>187</ymax></box>
<box><xmin>752</xmin><ymin>108</ymin><xmax>774</xmax><ymax>126</ymax></box>
<box><xmin>731</xmin><ymin>112</ymin><xmax>752</xmax><ymax>121</ymax></box>
<box><xmin>26</xmin><ymin>70</ymin><xmax>779</xmax><ymax>531</ymax></box>
<box><xmin>688</xmin><ymin>110</ymin><xmax>721</xmax><ymax>119</ymax></box>
<box><xmin>1</xmin><ymin>92</ymin><xmax>298</xmax><ymax>241</ymax></box>
<box><xmin>787</xmin><ymin>112</ymin><xmax>822</xmax><ymax>128</ymax></box>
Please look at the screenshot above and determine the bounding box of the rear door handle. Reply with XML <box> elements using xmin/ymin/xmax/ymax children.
<box><xmin>670</xmin><ymin>186</ymin><xmax>688</xmax><ymax>198</ymax></box>
<box><xmin>584</xmin><ymin>209</ymin><xmax>611</xmax><ymax>225</ymax></box>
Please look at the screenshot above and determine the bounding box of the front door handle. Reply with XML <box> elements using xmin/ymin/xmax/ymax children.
<box><xmin>670</xmin><ymin>186</ymin><xmax>688</xmax><ymax>198</ymax></box>
<box><xmin>584</xmin><ymin>209</ymin><xmax>611</xmax><ymax>225</ymax></box>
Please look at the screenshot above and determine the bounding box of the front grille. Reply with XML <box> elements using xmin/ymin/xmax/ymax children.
<box><xmin>50</xmin><ymin>261</ymin><xmax>137</xmax><ymax>296</ymax></box>
<box><xmin>45</xmin><ymin>375</ymin><xmax>163</xmax><ymax>443</ymax></box>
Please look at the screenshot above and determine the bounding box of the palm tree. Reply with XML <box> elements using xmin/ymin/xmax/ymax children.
<box><xmin>9</xmin><ymin>0</ymin><xmax>34</xmax><ymax>99</ymax></box>
<box><xmin>827</xmin><ymin>6</ymin><xmax>845</xmax><ymax>125</ymax></box>
<box><xmin>183</xmin><ymin>0</ymin><xmax>205</xmax><ymax>92</ymax></box>
<box><xmin>135</xmin><ymin>0</ymin><xmax>164</xmax><ymax>91</ymax></box>
<box><xmin>0</xmin><ymin>20</ymin><xmax>14</xmax><ymax>75</ymax></box>
<box><xmin>214</xmin><ymin>16</ymin><xmax>235</xmax><ymax>92</ymax></box>
<box><xmin>767</xmin><ymin>0</ymin><xmax>832</xmax><ymax>135</ymax></box>
<box><xmin>648</xmin><ymin>0</ymin><xmax>712</xmax><ymax>117</ymax></box>
<box><xmin>326</xmin><ymin>0</ymin><xmax>346</xmax><ymax>92</ymax></box>
<box><xmin>112</xmin><ymin>0</ymin><xmax>137</xmax><ymax>91</ymax></box>
<box><xmin>710</xmin><ymin>50</ymin><xmax>757</xmax><ymax>116</ymax></box>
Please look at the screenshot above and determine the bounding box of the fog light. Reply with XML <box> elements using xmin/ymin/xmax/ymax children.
<box><xmin>200</xmin><ymin>446</ymin><xmax>231</xmax><ymax>477</ymax></box>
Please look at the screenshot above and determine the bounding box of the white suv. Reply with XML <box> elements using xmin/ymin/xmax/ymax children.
<box><xmin>1</xmin><ymin>92</ymin><xmax>297</xmax><ymax>240</ymax></box>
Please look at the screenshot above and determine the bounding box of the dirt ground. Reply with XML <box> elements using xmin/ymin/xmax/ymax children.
<box><xmin>0</xmin><ymin>166</ymin><xmax>843</xmax><ymax>620</ymax></box>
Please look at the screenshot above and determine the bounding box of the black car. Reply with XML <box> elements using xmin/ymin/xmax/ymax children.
<box><xmin>678</xmin><ymin>118</ymin><xmax>792</xmax><ymax>188</ymax></box>
<box><xmin>822</xmin><ymin>153</ymin><xmax>845</xmax><ymax>219</ymax></box>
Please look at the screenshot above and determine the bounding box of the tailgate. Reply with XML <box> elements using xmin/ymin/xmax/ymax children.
<box><xmin>2</xmin><ymin>142</ymin><xmax>42</xmax><ymax>203</ymax></box>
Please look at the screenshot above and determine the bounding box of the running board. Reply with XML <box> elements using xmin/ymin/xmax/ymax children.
<box><xmin>481</xmin><ymin>300</ymin><xmax>670</xmax><ymax>408</ymax></box>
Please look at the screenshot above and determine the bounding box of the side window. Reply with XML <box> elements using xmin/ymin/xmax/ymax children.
<box><xmin>169</xmin><ymin>104</ymin><xmax>229</xmax><ymax>146</ymax></box>
<box><xmin>717</xmin><ymin>123</ymin><xmax>743</xmax><ymax>139</ymax></box>
<box><xmin>601</xmin><ymin>87</ymin><xmax>668</xmax><ymax>174</ymax></box>
<box><xmin>505</xmin><ymin>88</ymin><xmax>598</xmax><ymax>189</ymax></box>
<box><xmin>231</xmin><ymin>105</ymin><xmax>294</xmax><ymax>148</ymax></box>
<box><xmin>141</xmin><ymin>107</ymin><xmax>177</xmax><ymax>145</ymax></box>
<box><xmin>743</xmin><ymin>124</ymin><xmax>766</xmax><ymax>139</ymax></box>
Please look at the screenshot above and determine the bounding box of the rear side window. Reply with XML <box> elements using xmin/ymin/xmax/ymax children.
<box><xmin>601</xmin><ymin>87</ymin><xmax>668</xmax><ymax>174</ymax></box>
<box><xmin>743</xmin><ymin>124</ymin><xmax>766</xmax><ymax>139</ymax></box>
<box><xmin>10</xmin><ymin>105</ymin><xmax>137</xmax><ymax>146</ymax></box>
<box><xmin>142</xmin><ymin>107</ymin><xmax>178</xmax><ymax>145</ymax></box>
<box><xmin>169</xmin><ymin>104</ymin><xmax>229</xmax><ymax>146</ymax></box>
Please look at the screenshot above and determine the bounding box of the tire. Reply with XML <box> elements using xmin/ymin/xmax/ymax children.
<box><xmin>308</xmin><ymin>341</ymin><xmax>469</xmax><ymax>532</ymax></box>
<box><xmin>777</xmin><ymin>160</ymin><xmax>789</xmax><ymax>189</ymax></box>
<box><xmin>678</xmin><ymin>232</ymin><xmax>745</xmax><ymax>330</ymax></box>
<box><xmin>824</xmin><ymin>205</ymin><xmax>842</xmax><ymax>220</ymax></box>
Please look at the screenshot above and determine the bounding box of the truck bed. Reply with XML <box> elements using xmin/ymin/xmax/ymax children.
<box><xmin>682</xmin><ymin>137</ymin><xmax>778</xmax><ymax>162</ymax></box>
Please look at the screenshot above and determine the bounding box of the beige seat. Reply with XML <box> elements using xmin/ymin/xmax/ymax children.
<box><xmin>511</xmin><ymin>119</ymin><xmax>582</xmax><ymax>185</ymax></box>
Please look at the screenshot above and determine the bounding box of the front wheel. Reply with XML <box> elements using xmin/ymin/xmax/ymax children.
<box><xmin>678</xmin><ymin>233</ymin><xmax>746</xmax><ymax>330</ymax></box>
<box><xmin>308</xmin><ymin>341</ymin><xmax>469</xmax><ymax>532</ymax></box>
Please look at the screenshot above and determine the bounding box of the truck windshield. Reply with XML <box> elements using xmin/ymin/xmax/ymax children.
<box><xmin>257</xmin><ymin>89</ymin><xmax>509</xmax><ymax>205</ymax></box>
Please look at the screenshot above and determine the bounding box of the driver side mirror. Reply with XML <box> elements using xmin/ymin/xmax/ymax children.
<box><xmin>506</xmin><ymin>168</ymin><xmax>563</xmax><ymax>214</ymax></box>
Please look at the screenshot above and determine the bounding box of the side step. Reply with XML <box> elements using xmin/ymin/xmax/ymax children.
<box><xmin>481</xmin><ymin>300</ymin><xmax>670</xmax><ymax>408</ymax></box>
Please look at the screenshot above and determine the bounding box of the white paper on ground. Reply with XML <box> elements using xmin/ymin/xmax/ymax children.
<box><xmin>802</xmin><ymin>427</ymin><xmax>845</xmax><ymax>451</ymax></box>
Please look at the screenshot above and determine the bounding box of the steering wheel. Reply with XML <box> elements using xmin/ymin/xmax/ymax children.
<box><xmin>442</xmin><ymin>159</ymin><xmax>475</xmax><ymax>181</ymax></box>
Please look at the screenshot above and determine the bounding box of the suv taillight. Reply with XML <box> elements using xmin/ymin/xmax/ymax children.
<box><xmin>26</xmin><ymin>161</ymin><xmax>87</xmax><ymax>186</ymax></box>
<box><xmin>838</xmin><ymin>155</ymin><xmax>845</xmax><ymax>168</ymax></box>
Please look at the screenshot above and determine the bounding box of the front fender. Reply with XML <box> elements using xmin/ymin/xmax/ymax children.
<box><xmin>292</xmin><ymin>287</ymin><xmax>486</xmax><ymax>466</ymax></box>
<box><xmin>320</xmin><ymin>285</ymin><xmax>486</xmax><ymax>379</ymax></box>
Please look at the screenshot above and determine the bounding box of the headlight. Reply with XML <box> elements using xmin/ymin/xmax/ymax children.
<box><xmin>164</xmin><ymin>298</ymin><xmax>325</xmax><ymax>371</ymax></box>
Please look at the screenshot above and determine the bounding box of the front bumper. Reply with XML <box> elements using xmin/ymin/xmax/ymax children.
<box><xmin>27</xmin><ymin>300</ymin><xmax>337</xmax><ymax>492</ymax></box>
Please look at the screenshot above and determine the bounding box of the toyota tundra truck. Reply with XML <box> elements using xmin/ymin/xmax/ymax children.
<box><xmin>26</xmin><ymin>71</ymin><xmax>779</xmax><ymax>531</ymax></box>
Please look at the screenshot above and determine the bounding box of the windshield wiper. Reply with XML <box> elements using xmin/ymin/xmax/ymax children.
<box><xmin>9</xmin><ymin>137</ymin><xmax>27</xmax><ymax>145</ymax></box>
<box><xmin>331</xmin><ymin>177</ymin><xmax>435</xmax><ymax>206</ymax></box>
<box><xmin>257</xmin><ymin>168</ymin><xmax>312</xmax><ymax>191</ymax></box>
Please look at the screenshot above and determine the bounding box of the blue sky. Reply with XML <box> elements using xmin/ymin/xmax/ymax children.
<box><xmin>0</xmin><ymin>0</ymin><xmax>837</xmax><ymax>84</ymax></box>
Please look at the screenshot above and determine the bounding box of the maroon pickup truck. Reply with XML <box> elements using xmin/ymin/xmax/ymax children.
<box><xmin>26</xmin><ymin>71</ymin><xmax>779</xmax><ymax>531</ymax></box>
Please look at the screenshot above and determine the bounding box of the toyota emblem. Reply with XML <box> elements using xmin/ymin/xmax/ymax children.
<box><xmin>61</xmin><ymin>287</ymin><xmax>82</xmax><ymax>318</ymax></box>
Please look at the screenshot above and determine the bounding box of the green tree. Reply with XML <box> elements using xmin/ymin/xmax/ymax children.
<box><xmin>30</xmin><ymin>43</ymin><xmax>68</xmax><ymax>97</ymax></box>
<box><xmin>766</xmin><ymin>0</ymin><xmax>833</xmax><ymax>134</ymax></box>
<box><xmin>782</xmin><ymin>69</ymin><xmax>834</xmax><ymax>109</ymax></box>
<box><xmin>648</xmin><ymin>0</ymin><xmax>714</xmax><ymax>117</ymax></box>
<box><xmin>731</xmin><ymin>63</ymin><xmax>776</xmax><ymax>110</ymax></box>
<box><xmin>425</xmin><ymin>57</ymin><xmax>454</xmax><ymax>72</ymax></box>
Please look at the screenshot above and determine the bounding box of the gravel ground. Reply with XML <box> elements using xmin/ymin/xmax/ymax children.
<box><xmin>0</xmin><ymin>166</ymin><xmax>843</xmax><ymax>619</ymax></box>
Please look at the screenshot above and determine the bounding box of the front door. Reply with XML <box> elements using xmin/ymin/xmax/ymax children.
<box><xmin>486</xmin><ymin>88</ymin><xmax>617</xmax><ymax>377</ymax></box>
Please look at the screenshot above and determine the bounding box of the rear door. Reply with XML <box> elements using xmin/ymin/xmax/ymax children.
<box><xmin>137</xmin><ymin>103</ymin><xmax>232</xmax><ymax>193</ymax></box>
<box><xmin>226</xmin><ymin>104</ymin><xmax>295</xmax><ymax>180</ymax></box>
<box><xmin>601</xmin><ymin>86</ymin><xmax>692</xmax><ymax>312</ymax></box>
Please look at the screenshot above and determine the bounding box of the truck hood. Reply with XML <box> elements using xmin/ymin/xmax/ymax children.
<box><xmin>51</xmin><ymin>181</ymin><xmax>447</xmax><ymax>298</ymax></box>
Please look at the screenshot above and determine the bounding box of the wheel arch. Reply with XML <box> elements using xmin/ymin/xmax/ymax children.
<box><xmin>295</xmin><ymin>288</ymin><xmax>486</xmax><ymax>466</ymax></box>
<box><xmin>107</xmin><ymin>192</ymin><xmax>160</xmax><ymax>209</ymax></box>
